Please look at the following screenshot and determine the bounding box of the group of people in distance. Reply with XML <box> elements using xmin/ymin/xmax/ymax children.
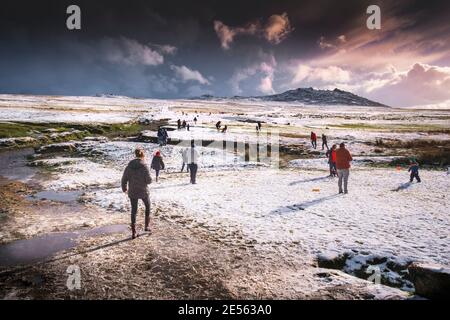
<box><xmin>310</xmin><ymin>131</ymin><xmax>328</xmax><ymax>150</ymax></box>
<box><xmin>177</xmin><ymin>118</ymin><xmax>190</xmax><ymax>131</ymax></box>
<box><xmin>215</xmin><ymin>121</ymin><xmax>228</xmax><ymax>133</ymax></box>
<box><xmin>314</xmin><ymin>130</ymin><xmax>422</xmax><ymax>195</ymax></box>
<box><xmin>177</xmin><ymin>114</ymin><xmax>200</xmax><ymax>132</ymax></box>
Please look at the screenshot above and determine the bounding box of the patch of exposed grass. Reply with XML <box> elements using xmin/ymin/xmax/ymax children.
<box><xmin>330</xmin><ymin>123</ymin><xmax>386</xmax><ymax>130</ymax></box>
<box><xmin>0</xmin><ymin>120</ymin><xmax>169</xmax><ymax>151</ymax></box>
<box><xmin>0</xmin><ymin>122</ymin><xmax>67</xmax><ymax>138</ymax></box>
<box><xmin>330</xmin><ymin>122</ymin><xmax>450</xmax><ymax>133</ymax></box>
<box><xmin>0</xmin><ymin>120</ymin><xmax>167</xmax><ymax>140</ymax></box>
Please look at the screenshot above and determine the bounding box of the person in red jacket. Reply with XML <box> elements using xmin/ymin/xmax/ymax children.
<box><xmin>310</xmin><ymin>131</ymin><xmax>317</xmax><ymax>149</ymax></box>
<box><xmin>335</xmin><ymin>142</ymin><xmax>353</xmax><ymax>194</ymax></box>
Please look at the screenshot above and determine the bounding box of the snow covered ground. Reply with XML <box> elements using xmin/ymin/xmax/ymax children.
<box><xmin>27</xmin><ymin>137</ymin><xmax>449</xmax><ymax>292</ymax></box>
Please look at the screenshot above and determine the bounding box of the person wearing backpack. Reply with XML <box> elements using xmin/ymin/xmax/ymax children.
<box><xmin>151</xmin><ymin>150</ymin><xmax>165</xmax><ymax>182</ymax></box>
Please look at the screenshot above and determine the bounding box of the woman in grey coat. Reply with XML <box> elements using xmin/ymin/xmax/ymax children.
<box><xmin>121</xmin><ymin>148</ymin><xmax>152</xmax><ymax>239</ymax></box>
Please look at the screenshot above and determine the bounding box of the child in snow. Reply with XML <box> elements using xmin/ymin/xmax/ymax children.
<box><xmin>408</xmin><ymin>161</ymin><xmax>421</xmax><ymax>183</ymax></box>
<box><xmin>151</xmin><ymin>150</ymin><xmax>165</xmax><ymax>182</ymax></box>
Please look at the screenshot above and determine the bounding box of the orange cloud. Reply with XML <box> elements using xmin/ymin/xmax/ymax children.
<box><xmin>214</xmin><ymin>13</ymin><xmax>293</xmax><ymax>50</ymax></box>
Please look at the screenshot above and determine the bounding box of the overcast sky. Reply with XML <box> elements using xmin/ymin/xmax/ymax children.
<box><xmin>0</xmin><ymin>0</ymin><xmax>449</xmax><ymax>107</ymax></box>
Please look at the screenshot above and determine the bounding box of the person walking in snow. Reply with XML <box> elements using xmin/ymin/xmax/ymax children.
<box><xmin>180</xmin><ymin>148</ymin><xmax>190</xmax><ymax>173</ymax></box>
<box><xmin>326</xmin><ymin>144</ymin><xmax>337</xmax><ymax>177</ymax></box>
<box><xmin>322</xmin><ymin>134</ymin><xmax>329</xmax><ymax>150</ymax></box>
<box><xmin>121</xmin><ymin>147</ymin><xmax>152</xmax><ymax>239</ymax></box>
<box><xmin>221</xmin><ymin>125</ymin><xmax>228</xmax><ymax>133</ymax></box>
<box><xmin>335</xmin><ymin>142</ymin><xmax>353</xmax><ymax>194</ymax></box>
<box><xmin>408</xmin><ymin>160</ymin><xmax>421</xmax><ymax>183</ymax></box>
<box><xmin>186</xmin><ymin>140</ymin><xmax>200</xmax><ymax>184</ymax></box>
<box><xmin>194</xmin><ymin>117</ymin><xmax>198</xmax><ymax>125</ymax></box>
<box><xmin>311</xmin><ymin>131</ymin><xmax>317</xmax><ymax>149</ymax></box>
<box><xmin>157</xmin><ymin>127</ymin><xmax>164</xmax><ymax>146</ymax></box>
<box><xmin>161</xmin><ymin>128</ymin><xmax>169</xmax><ymax>145</ymax></box>
<box><xmin>177</xmin><ymin>119</ymin><xmax>181</xmax><ymax>130</ymax></box>
<box><xmin>257</xmin><ymin>121</ymin><xmax>262</xmax><ymax>131</ymax></box>
<box><xmin>182</xmin><ymin>120</ymin><xmax>187</xmax><ymax>129</ymax></box>
<box><xmin>215</xmin><ymin>121</ymin><xmax>221</xmax><ymax>131</ymax></box>
<box><xmin>151</xmin><ymin>150</ymin><xmax>165</xmax><ymax>182</ymax></box>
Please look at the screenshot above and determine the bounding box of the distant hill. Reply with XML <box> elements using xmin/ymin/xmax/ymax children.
<box><xmin>192</xmin><ymin>87</ymin><xmax>388</xmax><ymax>107</ymax></box>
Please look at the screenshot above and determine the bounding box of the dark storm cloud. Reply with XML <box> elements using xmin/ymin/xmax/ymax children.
<box><xmin>0</xmin><ymin>0</ymin><xmax>449</xmax><ymax>104</ymax></box>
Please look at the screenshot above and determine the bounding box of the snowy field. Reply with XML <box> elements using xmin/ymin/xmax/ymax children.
<box><xmin>1</xmin><ymin>94</ymin><xmax>449</xmax><ymax>294</ymax></box>
<box><xmin>26</xmin><ymin>138</ymin><xmax>449</xmax><ymax>291</ymax></box>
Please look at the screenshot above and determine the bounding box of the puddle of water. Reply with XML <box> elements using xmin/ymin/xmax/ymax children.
<box><xmin>0</xmin><ymin>224</ymin><xmax>129</xmax><ymax>267</ymax></box>
<box><xmin>28</xmin><ymin>190</ymin><xmax>82</xmax><ymax>203</ymax></box>
<box><xmin>0</xmin><ymin>232</ymin><xmax>78</xmax><ymax>267</ymax></box>
<box><xmin>0</xmin><ymin>148</ymin><xmax>36</xmax><ymax>184</ymax></box>
<box><xmin>81</xmin><ymin>224</ymin><xmax>129</xmax><ymax>237</ymax></box>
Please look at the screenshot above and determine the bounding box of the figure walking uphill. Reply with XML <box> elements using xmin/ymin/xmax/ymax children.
<box><xmin>311</xmin><ymin>131</ymin><xmax>317</xmax><ymax>149</ymax></box>
<box><xmin>151</xmin><ymin>150</ymin><xmax>165</xmax><ymax>182</ymax></box>
<box><xmin>408</xmin><ymin>161</ymin><xmax>421</xmax><ymax>183</ymax></box>
<box><xmin>186</xmin><ymin>140</ymin><xmax>200</xmax><ymax>184</ymax></box>
<box><xmin>121</xmin><ymin>147</ymin><xmax>152</xmax><ymax>239</ymax></box>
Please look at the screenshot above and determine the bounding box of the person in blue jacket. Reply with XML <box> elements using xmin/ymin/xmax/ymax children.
<box><xmin>408</xmin><ymin>161</ymin><xmax>421</xmax><ymax>183</ymax></box>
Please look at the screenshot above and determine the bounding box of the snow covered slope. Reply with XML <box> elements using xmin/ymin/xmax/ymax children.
<box><xmin>193</xmin><ymin>88</ymin><xmax>387</xmax><ymax>107</ymax></box>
